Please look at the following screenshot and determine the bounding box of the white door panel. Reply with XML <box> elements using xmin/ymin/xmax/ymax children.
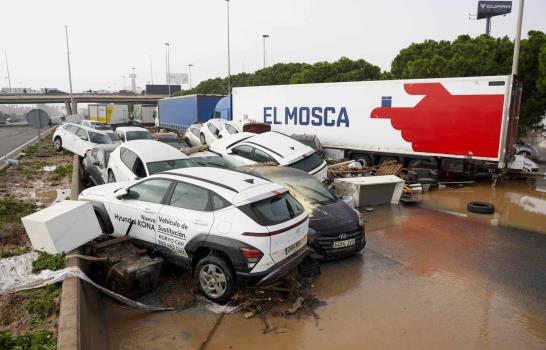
<box><xmin>108</xmin><ymin>199</ymin><xmax>161</xmax><ymax>243</ymax></box>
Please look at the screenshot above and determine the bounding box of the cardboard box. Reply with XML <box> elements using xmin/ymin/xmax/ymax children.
<box><xmin>21</xmin><ymin>200</ymin><xmax>102</xmax><ymax>254</ymax></box>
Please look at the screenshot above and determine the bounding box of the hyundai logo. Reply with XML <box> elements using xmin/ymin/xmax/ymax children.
<box><xmin>339</xmin><ymin>233</ymin><xmax>348</xmax><ymax>240</ymax></box>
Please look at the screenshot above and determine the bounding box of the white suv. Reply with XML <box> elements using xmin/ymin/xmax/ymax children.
<box><xmin>79</xmin><ymin>167</ymin><xmax>309</xmax><ymax>303</ymax></box>
<box><xmin>200</xmin><ymin>119</ymin><xmax>241</xmax><ymax>145</ymax></box>
<box><xmin>210</xmin><ymin>131</ymin><xmax>328</xmax><ymax>182</ymax></box>
<box><xmin>107</xmin><ymin>140</ymin><xmax>190</xmax><ymax>183</ymax></box>
<box><xmin>53</xmin><ymin>123</ymin><xmax>113</xmax><ymax>157</ymax></box>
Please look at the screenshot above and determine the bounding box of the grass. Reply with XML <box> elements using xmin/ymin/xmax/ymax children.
<box><xmin>0</xmin><ymin>196</ymin><xmax>37</xmax><ymax>223</ymax></box>
<box><xmin>32</xmin><ymin>252</ymin><xmax>65</xmax><ymax>273</ymax></box>
<box><xmin>24</xmin><ymin>284</ymin><xmax>61</xmax><ymax>323</ymax></box>
<box><xmin>49</xmin><ymin>164</ymin><xmax>72</xmax><ymax>181</ymax></box>
<box><xmin>0</xmin><ymin>330</ymin><xmax>56</xmax><ymax>350</ymax></box>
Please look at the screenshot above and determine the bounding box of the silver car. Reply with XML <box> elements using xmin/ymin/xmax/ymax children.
<box><xmin>83</xmin><ymin>144</ymin><xmax>119</xmax><ymax>185</ymax></box>
<box><xmin>515</xmin><ymin>139</ymin><xmax>539</xmax><ymax>162</ymax></box>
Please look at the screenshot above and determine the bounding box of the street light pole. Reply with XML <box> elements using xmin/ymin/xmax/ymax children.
<box><xmin>165</xmin><ymin>42</ymin><xmax>171</xmax><ymax>95</ymax></box>
<box><xmin>226</xmin><ymin>0</ymin><xmax>231</xmax><ymax>96</ymax></box>
<box><xmin>4</xmin><ymin>51</ymin><xmax>12</xmax><ymax>93</ymax></box>
<box><xmin>262</xmin><ymin>34</ymin><xmax>269</xmax><ymax>68</ymax></box>
<box><xmin>149</xmin><ymin>54</ymin><xmax>154</xmax><ymax>84</ymax></box>
<box><xmin>511</xmin><ymin>0</ymin><xmax>524</xmax><ymax>76</ymax></box>
<box><xmin>188</xmin><ymin>64</ymin><xmax>193</xmax><ymax>89</ymax></box>
<box><xmin>64</xmin><ymin>25</ymin><xmax>75</xmax><ymax>114</ymax></box>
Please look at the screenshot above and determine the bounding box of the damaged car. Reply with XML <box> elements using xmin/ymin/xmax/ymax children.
<box><xmin>79</xmin><ymin>167</ymin><xmax>310</xmax><ymax>303</ymax></box>
<box><xmin>210</xmin><ymin>131</ymin><xmax>328</xmax><ymax>182</ymax></box>
<box><xmin>245</xmin><ymin>166</ymin><xmax>365</xmax><ymax>260</ymax></box>
<box><xmin>83</xmin><ymin>144</ymin><xmax>119</xmax><ymax>185</ymax></box>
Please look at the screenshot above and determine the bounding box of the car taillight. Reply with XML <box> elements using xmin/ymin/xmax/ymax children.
<box><xmin>240</xmin><ymin>247</ymin><xmax>263</xmax><ymax>269</ymax></box>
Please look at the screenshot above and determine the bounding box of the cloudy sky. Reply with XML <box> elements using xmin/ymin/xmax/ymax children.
<box><xmin>1</xmin><ymin>0</ymin><xmax>545</xmax><ymax>92</ymax></box>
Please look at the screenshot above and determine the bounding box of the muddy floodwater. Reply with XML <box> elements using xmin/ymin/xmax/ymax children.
<box><xmin>102</xmin><ymin>206</ymin><xmax>546</xmax><ymax>350</ymax></box>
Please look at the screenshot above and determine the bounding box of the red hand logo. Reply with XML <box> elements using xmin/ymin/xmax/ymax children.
<box><xmin>370</xmin><ymin>83</ymin><xmax>504</xmax><ymax>158</ymax></box>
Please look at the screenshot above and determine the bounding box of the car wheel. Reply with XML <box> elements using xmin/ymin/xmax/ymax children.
<box><xmin>195</xmin><ymin>255</ymin><xmax>236</xmax><ymax>304</ymax></box>
<box><xmin>351</xmin><ymin>154</ymin><xmax>371</xmax><ymax>167</ymax></box>
<box><xmin>467</xmin><ymin>201</ymin><xmax>495</xmax><ymax>215</ymax></box>
<box><xmin>53</xmin><ymin>137</ymin><xmax>63</xmax><ymax>152</ymax></box>
<box><xmin>200</xmin><ymin>133</ymin><xmax>206</xmax><ymax>145</ymax></box>
<box><xmin>108</xmin><ymin>170</ymin><xmax>116</xmax><ymax>183</ymax></box>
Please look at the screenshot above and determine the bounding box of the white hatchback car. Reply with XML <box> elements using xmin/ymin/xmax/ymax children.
<box><xmin>115</xmin><ymin>126</ymin><xmax>152</xmax><ymax>142</ymax></box>
<box><xmin>53</xmin><ymin>123</ymin><xmax>113</xmax><ymax>157</ymax></box>
<box><xmin>200</xmin><ymin>119</ymin><xmax>241</xmax><ymax>145</ymax></box>
<box><xmin>210</xmin><ymin>131</ymin><xmax>328</xmax><ymax>182</ymax></box>
<box><xmin>184</xmin><ymin>124</ymin><xmax>203</xmax><ymax>147</ymax></box>
<box><xmin>80</xmin><ymin>120</ymin><xmax>113</xmax><ymax>131</ymax></box>
<box><xmin>107</xmin><ymin>140</ymin><xmax>191</xmax><ymax>183</ymax></box>
<box><xmin>79</xmin><ymin>167</ymin><xmax>310</xmax><ymax>303</ymax></box>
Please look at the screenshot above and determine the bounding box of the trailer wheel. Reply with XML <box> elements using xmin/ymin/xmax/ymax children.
<box><xmin>351</xmin><ymin>154</ymin><xmax>371</xmax><ymax>167</ymax></box>
<box><xmin>467</xmin><ymin>201</ymin><xmax>495</xmax><ymax>215</ymax></box>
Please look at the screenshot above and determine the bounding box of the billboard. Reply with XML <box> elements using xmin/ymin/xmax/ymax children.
<box><xmin>477</xmin><ymin>1</ymin><xmax>512</xmax><ymax>19</ymax></box>
<box><xmin>169</xmin><ymin>73</ymin><xmax>188</xmax><ymax>85</ymax></box>
<box><xmin>145</xmin><ymin>84</ymin><xmax>182</xmax><ymax>95</ymax></box>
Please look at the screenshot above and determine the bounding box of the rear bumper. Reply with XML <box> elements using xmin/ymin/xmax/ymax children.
<box><xmin>236</xmin><ymin>246</ymin><xmax>310</xmax><ymax>285</ymax></box>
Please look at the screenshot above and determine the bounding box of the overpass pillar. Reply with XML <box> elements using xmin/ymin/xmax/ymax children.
<box><xmin>71</xmin><ymin>100</ymin><xmax>78</xmax><ymax>116</ymax></box>
<box><xmin>64</xmin><ymin>100</ymin><xmax>72</xmax><ymax>115</ymax></box>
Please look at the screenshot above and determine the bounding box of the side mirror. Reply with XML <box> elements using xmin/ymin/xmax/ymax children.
<box><xmin>115</xmin><ymin>188</ymin><xmax>128</xmax><ymax>199</ymax></box>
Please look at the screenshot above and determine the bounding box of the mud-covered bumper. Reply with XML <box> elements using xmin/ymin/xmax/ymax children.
<box><xmin>236</xmin><ymin>246</ymin><xmax>310</xmax><ymax>285</ymax></box>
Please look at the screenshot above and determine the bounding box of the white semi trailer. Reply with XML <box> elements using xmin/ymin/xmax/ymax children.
<box><xmin>231</xmin><ymin>75</ymin><xmax>535</xmax><ymax>176</ymax></box>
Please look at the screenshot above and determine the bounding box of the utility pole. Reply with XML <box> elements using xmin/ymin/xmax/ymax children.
<box><xmin>226</xmin><ymin>0</ymin><xmax>231</xmax><ymax>96</ymax></box>
<box><xmin>511</xmin><ymin>0</ymin><xmax>524</xmax><ymax>76</ymax></box>
<box><xmin>188</xmin><ymin>64</ymin><xmax>193</xmax><ymax>89</ymax></box>
<box><xmin>4</xmin><ymin>50</ymin><xmax>12</xmax><ymax>93</ymax></box>
<box><xmin>262</xmin><ymin>34</ymin><xmax>269</xmax><ymax>68</ymax></box>
<box><xmin>165</xmin><ymin>43</ymin><xmax>171</xmax><ymax>95</ymax></box>
<box><xmin>64</xmin><ymin>25</ymin><xmax>75</xmax><ymax>114</ymax></box>
<box><xmin>149</xmin><ymin>55</ymin><xmax>154</xmax><ymax>84</ymax></box>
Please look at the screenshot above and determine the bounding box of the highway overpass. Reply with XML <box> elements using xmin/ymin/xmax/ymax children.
<box><xmin>0</xmin><ymin>94</ymin><xmax>168</xmax><ymax>114</ymax></box>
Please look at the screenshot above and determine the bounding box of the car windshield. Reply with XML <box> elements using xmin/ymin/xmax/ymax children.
<box><xmin>126</xmin><ymin>131</ymin><xmax>152</xmax><ymax>141</ymax></box>
<box><xmin>190</xmin><ymin>156</ymin><xmax>235</xmax><ymax>169</ymax></box>
<box><xmin>88</xmin><ymin>131</ymin><xmax>113</xmax><ymax>144</ymax></box>
<box><xmin>146</xmin><ymin>158</ymin><xmax>199</xmax><ymax>174</ymax></box>
<box><xmin>262</xmin><ymin>171</ymin><xmax>335</xmax><ymax>204</ymax></box>
<box><xmin>106</xmin><ymin>132</ymin><xmax>120</xmax><ymax>142</ymax></box>
<box><xmin>289</xmin><ymin>153</ymin><xmax>323</xmax><ymax>172</ymax></box>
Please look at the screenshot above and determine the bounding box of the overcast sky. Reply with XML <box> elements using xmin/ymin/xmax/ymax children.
<box><xmin>2</xmin><ymin>0</ymin><xmax>545</xmax><ymax>92</ymax></box>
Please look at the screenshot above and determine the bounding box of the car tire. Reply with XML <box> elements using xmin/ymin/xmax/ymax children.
<box><xmin>107</xmin><ymin>170</ymin><xmax>116</xmax><ymax>183</ymax></box>
<box><xmin>53</xmin><ymin>137</ymin><xmax>63</xmax><ymax>152</ymax></box>
<box><xmin>195</xmin><ymin>254</ymin><xmax>236</xmax><ymax>304</ymax></box>
<box><xmin>467</xmin><ymin>201</ymin><xmax>495</xmax><ymax>215</ymax></box>
<box><xmin>351</xmin><ymin>153</ymin><xmax>371</xmax><ymax>167</ymax></box>
<box><xmin>200</xmin><ymin>133</ymin><xmax>206</xmax><ymax>145</ymax></box>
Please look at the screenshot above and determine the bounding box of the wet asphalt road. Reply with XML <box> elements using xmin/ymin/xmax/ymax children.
<box><xmin>103</xmin><ymin>205</ymin><xmax>546</xmax><ymax>349</ymax></box>
<box><xmin>0</xmin><ymin>125</ymin><xmax>40</xmax><ymax>157</ymax></box>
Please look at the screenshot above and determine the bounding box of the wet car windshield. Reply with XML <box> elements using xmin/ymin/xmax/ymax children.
<box><xmin>106</xmin><ymin>132</ymin><xmax>120</xmax><ymax>142</ymax></box>
<box><xmin>94</xmin><ymin>123</ymin><xmax>112</xmax><ymax>130</ymax></box>
<box><xmin>146</xmin><ymin>158</ymin><xmax>199</xmax><ymax>175</ymax></box>
<box><xmin>262</xmin><ymin>171</ymin><xmax>335</xmax><ymax>204</ymax></box>
<box><xmin>126</xmin><ymin>131</ymin><xmax>152</xmax><ymax>141</ymax></box>
<box><xmin>88</xmin><ymin>132</ymin><xmax>113</xmax><ymax>144</ymax></box>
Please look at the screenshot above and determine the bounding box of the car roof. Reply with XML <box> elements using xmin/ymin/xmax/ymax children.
<box><xmin>65</xmin><ymin>123</ymin><xmax>97</xmax><ymax>133</ymax></box>
<box><xmin>244</xmin><ymin>165</ymin><xmax>310</xmax><ymax>179</ymax></box>
<box><xmin>117</xmin><ymin>126</ymin><xmax>149</xmax><ymax>132</ymax></box>
<box><xmin>207</xmin><ymin>118</ymin><xmax>227</xmax><ymax>126</ymax></box>
<box><xmin>121</xmin><ymin>140</ymin><xmax>188</xmax><ymax>162</ymax></box>
<box><xmin>209</xmin><ymin>132</ymin><xmax>256</xmax><ymax>151</ymax></box>
<box><xmin>244</xmin><ymin>132</ymin><xmax>311</xmax><ymax>159</ymax></box>
<box><xmin>158</xmin><ymin>167</ymin><xmax>286</xmax><ymax>205</ymax></box>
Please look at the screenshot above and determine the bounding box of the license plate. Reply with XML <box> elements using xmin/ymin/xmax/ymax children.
<box><xmin>284</xmin><ymin>242</ymin><xmax>298</xmax><ymax>255</ymax></box>
<box><xmin>333</xmin><ymin>238</ymin><xmax>356</xmax><ymax>248</ymax></box>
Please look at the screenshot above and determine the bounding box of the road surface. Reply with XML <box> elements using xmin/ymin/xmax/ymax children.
<box><xmin>0</xmin><ymin>125</ymin><xmax>48</xmax><ymax>157</ymax></box>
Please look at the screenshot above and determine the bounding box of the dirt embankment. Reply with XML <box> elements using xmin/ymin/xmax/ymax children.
<box><xmin>0</xmin><ymin>138</ymin><xmax>72</xmax><ymax>345</ymax></box>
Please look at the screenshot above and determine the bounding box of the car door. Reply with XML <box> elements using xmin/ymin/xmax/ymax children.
<box><xmin>89</xmin><ymin>149</ymin><xmax>106</xmax><ymax>185</ymax></box>
<box><xmin>228</xmin><ymin>144</ymin><xmax>256</xmax><ymax>166</ymax></box>
<box><xmin>157</xmin><ymin>181</ymin><xmax>214</xmax><ymax>257</ymax></box>
<box><xmin>108</xmin><ymin>178</ymin><xmax>173</xmax><ymax>243</ymax></box>
<box><xmin>116</xmin><ymin>147</ymin><xmax>139</xmax><ymax>181</ymax></box>
<box><xmin>62</xmin><ymin>125</ymin><xmax>77</xmax><ymax>152</ymax></box>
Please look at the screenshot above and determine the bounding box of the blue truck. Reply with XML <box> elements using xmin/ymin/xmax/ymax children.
<box><xmin>158</xmin><ymin>95</ymin><xmax>225</xmax><ymax>132</ymax></box>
